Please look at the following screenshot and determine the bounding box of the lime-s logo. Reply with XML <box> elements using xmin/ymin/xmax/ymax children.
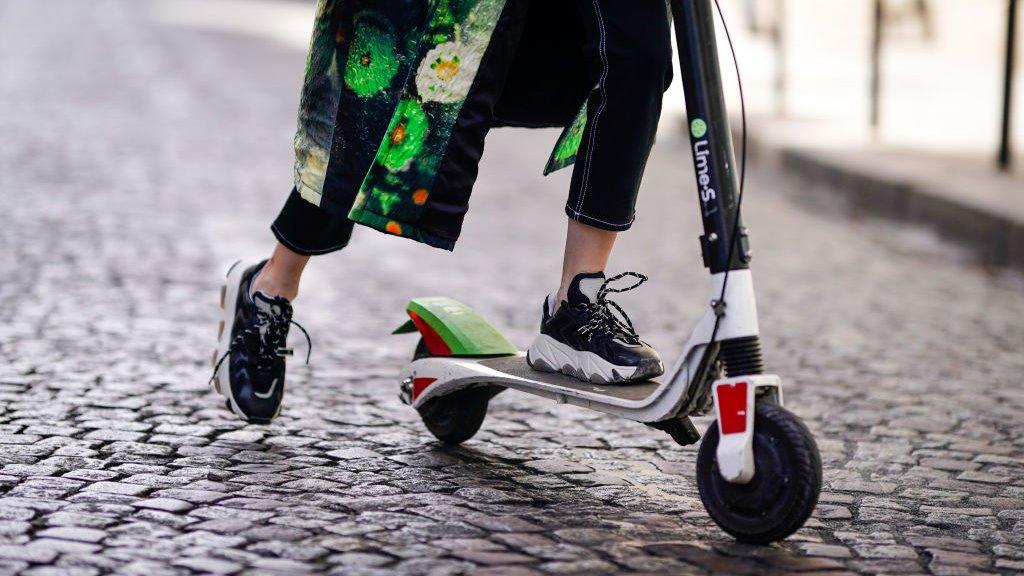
<box><xmin>690</xmin><ymin>118</ymin><xmax>708</xmax><ymax>139</ymax></box>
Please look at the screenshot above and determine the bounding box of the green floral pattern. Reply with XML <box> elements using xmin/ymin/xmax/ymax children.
<box><xmin>545</xmin><ymin>104</ymin><xmax>588</xmax><ymax>175</ymax></box>
<box><xmin>347</xmin><ymin>0</ymin><xmax>506</xmax><ymax>249</ymax></box>
<box><xmin>379</xmin><ymin>98</ymin><xmax>429</xmax><ymax>171</ymax></box>
<box><xmin>344</xmin><ymin>20</ymin><xmax>400</xmax><ymax>98</ymax></box>
<box><xmin>293</xmin><ymin>0</ymin><xmax>587</xmax><ymax>250</ymax></box>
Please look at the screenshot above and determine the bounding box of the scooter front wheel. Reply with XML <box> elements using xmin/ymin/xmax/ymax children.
<box><xmin>696</xmin><ymin>402</ymin><xmax>821</xmax><ymax>544</ymax></box>
<box><xmin>413</xmin><ymin>340</ymin><xmax>499</xmax><ymax>445</ymax></box>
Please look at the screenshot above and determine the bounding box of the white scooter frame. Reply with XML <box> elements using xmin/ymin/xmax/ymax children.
<box><xmin>396</xmin><ymin>0</ymin><xmax>820</xmax><ymax>545</ymax></box>
<box><xmin>399</xmin><ymin>270</ymin><xmax>780</xmax><ymax>484</ymax></box>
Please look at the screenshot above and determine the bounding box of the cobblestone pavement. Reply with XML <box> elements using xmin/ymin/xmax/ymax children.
<box><xmin>1</xmin><ymin>1</ymin><xmax>1023</xmax><ymax>575</ymax></box>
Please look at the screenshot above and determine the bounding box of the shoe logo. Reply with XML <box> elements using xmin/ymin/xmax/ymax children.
<box><xmin>254</xmin><ymin>379</ymin><xmax>279</xmax><ymax>400</ymax></box>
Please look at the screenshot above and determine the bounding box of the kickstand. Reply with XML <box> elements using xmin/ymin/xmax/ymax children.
<box><xmin>647</xmin><ymin>415</ymin><xmax>701</xmax><ymax>446</ymax></box>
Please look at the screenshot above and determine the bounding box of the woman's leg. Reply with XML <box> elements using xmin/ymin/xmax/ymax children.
<box><xmin>564</xmin><ymin>0</ymin><xmax>673</xmax><ymax>229</ymax></box>
<box><xmin>213</xmin><ymin>185</ymin><xmax>352</xmax><ymax>424</ymax></box>
<box><xmin>555</xmin><ymin>219</ymin><xmax>617</xmax><ymax>307</ymax></box>
<box><xmin>253</xmin><ymin>186</ymin><xmax>358</xmax><ymax>301</ymax></box>
<box><xmin>251</xmin><ymin>243</ymin><xmax>309</xmax><ymax>302</ymax></box>
<box><xmin>213</xmin><ymin>0</ymin><xmax>356</xmax><ymax>423</ymax></box>
<box><xmin>526</xmin><ymin>0</ymin><xmax>671</xmax><ymax>384</ymax></box>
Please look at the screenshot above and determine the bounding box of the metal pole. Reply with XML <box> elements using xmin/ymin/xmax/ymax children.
<box><xmin>670</xmin><ymin>0</ymin><xmax>748</xmax><ymax>273</ymax></box>
<box><xmin>870</xmin><ymin>0</ymin><xmax>884</xmax><ymax>135</ymax></box>
<box><xmin>774</xmin><ymin>0</ymin><xmax>786</xmax><ymax>116</ymax></box>
<box><xmin>998</xmin><ymin>0</ymin><xmax>1018</xmax><ymax>171</ymax></box>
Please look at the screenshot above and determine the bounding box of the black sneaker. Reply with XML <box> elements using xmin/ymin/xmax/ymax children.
<box><xmin>527</xmin><ymin>271</ymin><xmax>663</xmax><ymax>384</ymax></box>
<box><xmin>211</xmin><ymin>260</ymin><xmax>310</xmax><ymax>424</ymax></box>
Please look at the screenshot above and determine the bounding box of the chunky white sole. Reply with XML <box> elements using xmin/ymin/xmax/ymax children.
<box><xmin>526</xmin><ymin>334</ymin><xmax>661</xmax><ymax>384</ymax></box>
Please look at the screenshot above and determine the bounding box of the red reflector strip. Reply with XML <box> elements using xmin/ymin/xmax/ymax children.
<box><xmin>408</xmin><ymin>311</ymin><xmax>452</xmax><ymax>356</ymax></box>
<box><xmin>412</xmin><ymin>377</ymin><xmax>437</xmax><ymax>401</ymax></box>
<box><xmin>716</xmin><ymin>381</ymin><xmax>748</xmax><ymax>435</ymax></box>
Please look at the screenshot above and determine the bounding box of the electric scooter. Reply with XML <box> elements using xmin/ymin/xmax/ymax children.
<box><xmin>394</xmin><ymin>0</ymin><xmax>821</xmax><ymax>544</ymax></box>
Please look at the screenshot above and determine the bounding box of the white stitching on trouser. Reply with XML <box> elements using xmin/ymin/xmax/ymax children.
<box><xmin>565</xmin><ymin>205</ymin><xmax>634</xmax><ymax>229</ymax></box>
<box><xmin>573</xmin><ymin>0</ymin><xmax>609</xmax><ymax>217</ymax></box>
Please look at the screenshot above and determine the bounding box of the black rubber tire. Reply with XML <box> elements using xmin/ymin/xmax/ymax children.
<box><xmin>696</xmin><ymin>402</ymin><xmax>822</xmax><ymax>544</ymax></box>
<box><xmin>413</xmin><ymin>340</ymin><xmax>495</xmax><ymax>445</ymax></box>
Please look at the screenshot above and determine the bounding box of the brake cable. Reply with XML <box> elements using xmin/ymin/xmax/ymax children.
<box><xmin>706</xmin><ymin>0</ymin><xmax>748</xmax><ymax>351</ymax></box>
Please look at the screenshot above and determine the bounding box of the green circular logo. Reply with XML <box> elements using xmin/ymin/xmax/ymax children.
<box><xmin>690</xmin><ymin>118</ymin><xmax>708</xmax><ymax>138</ymax></box>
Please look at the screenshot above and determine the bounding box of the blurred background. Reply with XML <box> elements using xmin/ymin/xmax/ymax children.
<box><xmin>723</xmin><ymin>0</ymin><xmax>1022</xmax><ymax>159</ymax></box>
<box><xmin>156</xmin><ymin>0</ymin><xmax>1024</xmax><ymax>159</ymax></box>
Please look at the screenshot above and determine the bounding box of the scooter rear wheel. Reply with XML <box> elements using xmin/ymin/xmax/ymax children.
<box><xmin>413</xmin><ymin>340</ymin><xmax>498</xmax><ymax>445</ymax></box>
<box><xmin>696</xmin><ymin>402</ymin><xmax>821</xmax><ymax>544</ymax></box>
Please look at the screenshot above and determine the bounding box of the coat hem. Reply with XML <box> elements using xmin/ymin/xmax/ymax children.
<box><xmin>348</xmin><ymin>207</ymin><xmax>457</xmax><ymax>251</ymax></box>
<box><xmin>295</xmin><ymin>180</ymin><xmax>324</xmax><ymax>207</ymax></box>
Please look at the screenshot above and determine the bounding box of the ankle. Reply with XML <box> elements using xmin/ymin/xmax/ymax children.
<box><xmin>554</xmin><ymin>268</ymin><xmax>604</xmax><ymax>310</ymax></box>
<box><xmin>252</xmin><ymin>244</ymin><xmax>310</xmax><ymax>301</ymax></box>
<box><xmin>252</xmin><ymin>263</ymin><xmax>301</xmax><ymax>302</ymax></box>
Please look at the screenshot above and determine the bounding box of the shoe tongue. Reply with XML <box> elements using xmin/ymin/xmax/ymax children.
<box><xmin>252</xmin><ymin>291</ymin><xmax>291</xmax><ymax>317</ymax></box>
<box><xmin>567</xmin><ymin>271</ymin><xmax>605</xmax><ymax>306</ymax></box>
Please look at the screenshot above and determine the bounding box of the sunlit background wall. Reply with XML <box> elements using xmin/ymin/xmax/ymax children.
<box><xmin>155</xmin><ymin>0</ymin><xmax>1023</xmax><ymax>166</ymax></box>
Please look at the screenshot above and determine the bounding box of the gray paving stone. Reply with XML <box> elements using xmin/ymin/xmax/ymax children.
<box><xmin>853</xmin><ymin>544</ymin><xmax>921</xmax><ymax>560</ymax></box>
<box><xmin>0</xmin><ymin>544</ymin><xmax>59</xmax><ymax>563</ymax></box>
<box><xmin>815</xmin><ymin>505</ymin><xmax>854</xmax><ymax>520</ymax></box>
<box><xmin>35</xmin><ymin>526</ymin><xmax>107</xmax><ymax>543</ymax></box>
<box><xmin>132</xmin><ymin>498</ymin><xmax>194</xmax><ymax>513</ymax></box>
<box><xmin>829</xmin><ymin>479</ymin><xmax>899</xmax><ymax>494</ymax></box>
<box><xmin>465</xmin><ymin>515</ymin><xmax>545</xmax><ymax>534</ymax></box>
<box><xmin>905</xmin><ymin>535</ymin><xmax>980</xmax><ymax>552</ymax></box>
<box><xmin>324</xmin><ymin>552</ymin><xmax>394</xmax><ymax>568</ymax></box>
<box><xmin>0</xmin><ymin>520</ymin><xmax>31</xmax><ymax>539</ymax></box>
<box><xmin>956</xmin><ymin>470</ymin><xmax>1012</xmax><ymax>484</ymax></box>
<box><xmin>796</xmin><ymin>542</ymin><xmax>854</xmax><ymax>559</ymax></box>
<box><xmin>326</xmin><ymin>447</ymin><xmax>385</xmax><ymax>460</ymax></box>
<box><xmin>28</xmin><ymin>538</ymin><xmax>102</xmax><ymax>555</ymax></box>
<box><xmin>452</xmin><ymin>549</ymin><xmax>535</xmax><ymax>565</ymax></box>
<box><xmin>81</xmin><ymin>482</ymin><xmax>150</xmax><ymax>497</ymax></box>
<box><xmin>171</xmin><ymin>557</ymin><xmax>243</xmax><ymax>574</ymax></box>
<box><xmin>927</xmin><ymin>548</ymin><xmax>991</xmax><ymax>571</ymax></box>
<box><xmin>152</xmin><ymin>489</ymin><xmax>230</xmax><ymax>504</ymax></box>
<box><xmin>521</xmin><ymin>460</ymin><xmax>594</xmax><ymax>475</ymax></box>
<box><xmin>43</xmin><ymin>512</ymin><xmax>117</xmax><ymax>529</ymax></box>
<box><xmin>995</xmin><ymin>558</ymin><xmax>1024</xmax><ymax>571</ymax></box>
<box><xmin>62</xmin><ymin>470</ymin><xmax>119</xmax><ymax>483</ymax></box>
<box><xmin>83</xmin><ymin>429</ymin><xmax>146</xmax><ymax>443</ymax></box>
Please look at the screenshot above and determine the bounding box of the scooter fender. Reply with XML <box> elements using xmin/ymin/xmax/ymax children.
<box><xmin>711</xmin><ymin>374</ymin><xmax>783</xmax><ymax>484</ymax></box>
<box><xmin>393</xmin><ymin>296</ymin><xmax>517</xmax><ymax>357</ymax></box>
<box><xmin>395</xmin><ymin>297</ymin><xmax>517</xmax><ymax>407</ymax></box>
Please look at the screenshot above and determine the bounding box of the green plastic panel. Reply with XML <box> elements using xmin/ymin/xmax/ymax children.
<box><xmin>398</xmin><ymin>296</ymin><xmax>517</xmax><ymax>357</ymax></box>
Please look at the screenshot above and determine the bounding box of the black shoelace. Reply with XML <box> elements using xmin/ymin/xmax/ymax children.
<box><xmin>210</xmin><ymin>303</ymin><xmax>311</xmax><ymax>384</ymax></box>
<box><xmin>577</xmin><ymin>271</ymin><xmax>648</xmax><ymax>345</ymax></box>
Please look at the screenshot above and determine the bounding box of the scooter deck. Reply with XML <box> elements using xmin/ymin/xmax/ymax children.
<box><xmin>477</xmin><ymin>355</ymin><xmax>662</xmax><ymax>402</ymax></box>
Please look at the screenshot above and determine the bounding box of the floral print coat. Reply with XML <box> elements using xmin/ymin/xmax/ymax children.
<box><xmin>294</xmin><ymin>0</ymin><xmax>594</xmax><ymax>250</ymax></box>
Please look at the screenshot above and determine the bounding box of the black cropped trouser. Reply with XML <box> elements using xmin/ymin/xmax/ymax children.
<box><xmin>272</xmin><ymin>0</ymin><xmax>672</xmax><ymax>255</ymax></box>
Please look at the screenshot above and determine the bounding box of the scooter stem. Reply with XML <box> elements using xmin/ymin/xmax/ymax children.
<box><xmin>672</xmin><ymin>0</ymin><xmax>752</xmax><ymax>273</ymax></box>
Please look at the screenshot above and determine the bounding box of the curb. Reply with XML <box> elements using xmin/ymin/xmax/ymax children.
<box><xmin>745</xmin><ymin>130</ymin><xmax>1024</xmax><ymax>272</ymax></box>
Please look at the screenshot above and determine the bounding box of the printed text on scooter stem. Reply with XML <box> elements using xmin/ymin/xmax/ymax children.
<box><xmin>693</xmin><ymin>139</ymin><xmax>719</xmax><ymax>217</ymax></box>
